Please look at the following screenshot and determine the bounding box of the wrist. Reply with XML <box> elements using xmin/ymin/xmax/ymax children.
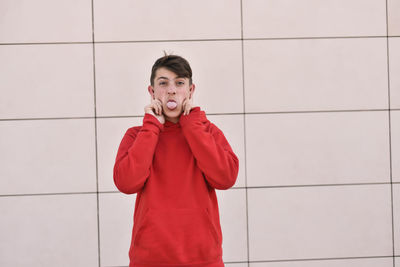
<box><xmin>143</xmin><ymin>113</ymin><xmax>164</xmax><ymax>132</ymax></box>
<box><xmin>179</xmin><ymin>106</ymin><xmax>202</xmax><ymax>126</ymax></box>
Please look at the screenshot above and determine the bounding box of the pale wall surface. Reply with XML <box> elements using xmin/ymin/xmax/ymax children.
<box><xmin>0</xmin><ymin>0</ymin><xmax>399</xmax><ymax>266</ymax></box>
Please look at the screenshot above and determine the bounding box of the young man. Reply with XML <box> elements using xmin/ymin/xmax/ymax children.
<box><xmin>113</xmin><ymin>54</ymin><xmax>239</xmax><ymax>267</ymax></box>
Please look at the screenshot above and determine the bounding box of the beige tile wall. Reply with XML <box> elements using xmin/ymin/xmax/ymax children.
<box><xmin>242</xmin><ymin>0</ymin><xmax>387</xmax><ymax>38</ymax></box>
<box><xmin>0</xmin><ymin>0</ymin><xmax>398</xmax><ymax>266</ymax></box>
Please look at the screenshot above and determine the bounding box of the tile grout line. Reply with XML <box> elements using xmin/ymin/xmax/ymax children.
<box><xmin>245</xmin><ymin>254</ymin><xmax>397</xmax><ymax>264</ymax></box>
<box><xmin>2</xmin><ymin>108</ymin><xmax>400</xmax><ymax>122</ymax></box>
<box><xmin>102</xmin><ymin>254</ymin><xmax>399</xmax><ymax>267</ymax></box>
<box><xmin>239</xmin><ymin>1</ymin><xmax>250</xmax><ymax>266</ymax></box>
<box><xmin>1</xmin><ymin>181</ymin><xmax>399</xmax><ymax>198</ymax></box>
<box><xmin>1</xmin><ymin>35</ymin><xmax>400</xmax><ymax>46</ymax></box>
<box><xmin>102</xmin><ymin>254</ymin><xmax>398</xmax><ymax>267</ymax></box>
<box><xmin>385</xmin><ymin>1</ymin><xmax>396</xmax><ymax>266</ymax></box>
<box><xmin>90</xmin><ymin>0</ymin><xmax>102</xmax><ymax>266</ymax></box>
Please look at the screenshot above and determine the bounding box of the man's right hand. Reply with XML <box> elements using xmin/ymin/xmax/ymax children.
<box><xmin>144</xmin><ymin>97</ymin><xmax>165</xmax><ymax>124</ymax></box>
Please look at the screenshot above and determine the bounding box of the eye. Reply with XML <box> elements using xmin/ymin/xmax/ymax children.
<box><xmin>159</xmin><ymin>81</ymin><xmax>167</xmax><ymax>86</ymax></box>
<box><xmin>177</xmin><ymin>81</ymin><xmax>185</xmax><ymax>86</ymax></box>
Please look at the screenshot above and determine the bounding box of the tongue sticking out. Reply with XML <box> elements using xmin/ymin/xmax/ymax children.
<box><xmin>166</xmin><ymin>101</ymin><xmax>177</xmax><ymax>110</ymax></box>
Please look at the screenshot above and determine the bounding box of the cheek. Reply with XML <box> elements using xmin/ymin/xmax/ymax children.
<box><xmin>179</xmin><ymin>89</ymin><xmax>190</xmax><ymax>99</ymax></box>
<box><xmin>154</xmin><ymin>89</ymin><xmax>167</xmax><ymax>99</ymax></box>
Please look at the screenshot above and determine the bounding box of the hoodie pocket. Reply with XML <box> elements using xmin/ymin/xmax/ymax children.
<box><xmin>132</xmin><ymin>207</ymin><xmax>221</xmax><ymax>264</ymax></box>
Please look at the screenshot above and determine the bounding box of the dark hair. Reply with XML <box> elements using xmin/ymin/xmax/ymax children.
<box><xmin>150</xmin><ymin>52</ymin><xmax>193</xmax><ymax>86</ymax></box>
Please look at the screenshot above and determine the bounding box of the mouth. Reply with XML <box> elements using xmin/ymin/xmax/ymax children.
<box><xmin>166</xmin><ymin>99</ymin><xmax>178</xmax><ymax>110</ymax></box>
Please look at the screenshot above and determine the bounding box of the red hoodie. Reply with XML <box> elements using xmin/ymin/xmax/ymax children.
<box><xmin>113</xmin><ymin>107</ymin><xmax>239</xmax><ymax>267</ymax></box>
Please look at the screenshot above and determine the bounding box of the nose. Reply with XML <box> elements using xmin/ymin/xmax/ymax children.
<box><xmin>167</xmin><ymin>85</ymin><xmax>176</xmax><ymax>94</ymax></box>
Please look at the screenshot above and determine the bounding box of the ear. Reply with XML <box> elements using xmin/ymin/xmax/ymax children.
<box><xmin>148</xmin><ymin>85</ymin><xmax>155</xmax><ymax>100</ymax></box>
<box><xmin>189</xmin><ymin>84</ymin><xmax>196</xmax><ymax>99</ymax></box>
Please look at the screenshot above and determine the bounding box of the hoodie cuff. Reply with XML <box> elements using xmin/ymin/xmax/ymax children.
<box><xmin>142</xmin><ymin>113</ymin><xmax>164</xmax><ymax>133</ymax></box>
<box><xmin>179</xmin><ymin>106</ymin><xmax>202</xmax><ymax>127</ymax></box>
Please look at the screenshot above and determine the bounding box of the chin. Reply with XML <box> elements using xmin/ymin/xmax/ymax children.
<box><xmin>165</xmin><ymin>107</ymin><xmax>181</xmax><ymax>114</ymax></box>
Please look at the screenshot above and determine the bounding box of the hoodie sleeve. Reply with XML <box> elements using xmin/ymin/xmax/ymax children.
<box><xmin>179</xmin><ymin>107</ymin><xmax>239</xmax><ymax>190</ymax></box>
<box><xmin>113</xmin><ymin>113</ymin><xmax>164</xmax><ymax>194</ymax></box>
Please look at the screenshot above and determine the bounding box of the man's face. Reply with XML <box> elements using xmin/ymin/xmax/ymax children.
<box><xmin>148</xmin><ymin>67</ymin><xmax>195</xmax><ymax>123</ymax></box>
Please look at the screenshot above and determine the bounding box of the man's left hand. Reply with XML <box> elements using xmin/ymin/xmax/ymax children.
<box><xmin>182</xmin><ymin>96</ymin><xmax>198</xmax><ymax>116</ymax></box>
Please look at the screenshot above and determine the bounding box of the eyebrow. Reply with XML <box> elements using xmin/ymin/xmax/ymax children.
<box><xmin>156</xmin><ymin>76</ymin><xmax>185</xmax><ymax>81</ymax></box>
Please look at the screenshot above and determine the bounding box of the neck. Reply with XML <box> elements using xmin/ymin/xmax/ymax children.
<box><xmin>165</xmin><ymin>117</ymin><xmax>179</xmax><ymax>124</ymax></box>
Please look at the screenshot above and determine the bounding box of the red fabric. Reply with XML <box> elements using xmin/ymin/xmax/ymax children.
<box><xmin>113</xmin><ymin>107</ymin><xmax>239</xmax><ymax>267</ymax></box>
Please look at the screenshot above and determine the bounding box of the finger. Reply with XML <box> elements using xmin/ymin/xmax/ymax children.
<box><xmin>184</xmin><ymin>103</ymin><xmax>189</xmax><ymax>115</ymax></box>
<box><xmin>153</xmin><ymin>102</ymin><xmax>159</xmax><ymax>115</ymax></box>
<box><xmin>158</xmin><ymin>102</ymin><xmax>163</xmax><ymax>114</ymax></box>
<box><xmin>152</xmin><ymin>98</ymin><xmax>158</xmax><ymax>106</ymax></box>
<box><xmin>157</xmin><ymin>103</ymin><xmax>161</xmax><ymax>115</ymax></box>
<box><xmin>183</xmin><ymin>98</ymin><xmax>188</xmax><ymax>109</ymax></box>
